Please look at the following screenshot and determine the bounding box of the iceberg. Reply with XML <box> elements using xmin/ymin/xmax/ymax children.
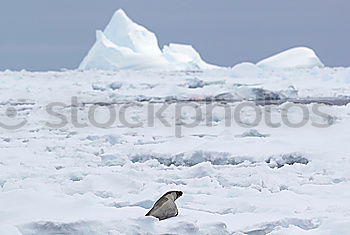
<box><xmin>256</xmin><ymin>47</ymin><xmax>324</xmax><ymax>69</ymax></box>
<box><xmin>79</xmin><ymin>9</ymin><xmax>216</xmax><ymax>70</ymax></box>
<box><xmin>231</xmin><ymin>62</ymin><xmax>264</xmax><ymax>78</ymax></box>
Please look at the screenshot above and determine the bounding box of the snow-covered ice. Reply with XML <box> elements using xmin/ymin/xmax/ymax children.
<box><xmin>79</xmin><ymin>9</ymin><xmax>216</xmax><ymax>71</ymax></box>
<box><xmin>0</xmin><ymin>65</ymin><xmax>350</xmax><ymax>234</ymax></box>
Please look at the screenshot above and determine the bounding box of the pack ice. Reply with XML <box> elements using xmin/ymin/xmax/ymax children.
<box><xmin>79</xmin><ymin>9</ymin><xmax>216</xmax><ymax>70</ymax></box>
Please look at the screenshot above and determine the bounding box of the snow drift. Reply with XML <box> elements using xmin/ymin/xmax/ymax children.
<box><xmin>256</xmin><ymin>47</ymin><xmax>324</xmax><ymax>69</ymax></box>
<box><xmin>79</xmin><ymin>9</ymin><xmax>216</xmax><ymax>70</ymax></box>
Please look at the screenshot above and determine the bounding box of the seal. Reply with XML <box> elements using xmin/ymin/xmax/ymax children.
<box><xmin>145</xmin><ymin>191</ymin><xmax>183</xmax><ymax>221</ymax></box>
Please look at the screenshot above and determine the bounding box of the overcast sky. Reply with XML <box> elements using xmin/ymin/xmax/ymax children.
<box><xmin>0</xmin><ymin>0</ymin><xmax>349</xmax><ymax>71</ymax></box>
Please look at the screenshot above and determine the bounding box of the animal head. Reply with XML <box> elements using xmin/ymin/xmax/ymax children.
<box><xmin>164</xmin><ymin>191</ymin><xmax>183</xmax><ymax>201</ymax></box>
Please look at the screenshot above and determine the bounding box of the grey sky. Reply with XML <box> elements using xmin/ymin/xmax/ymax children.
<box><xmin>0</xmin><ymin>0</ymin><xmax>349</xmax><ymax>71</ymax></box>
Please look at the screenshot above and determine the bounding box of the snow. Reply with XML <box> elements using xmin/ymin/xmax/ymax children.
<box><xmin>0</xmin><ymin>66</ymin><xmax>350</xmax><ymax>234</ymax></box>
<box><xmin>79</xmin><ymin>9</ymin><xmax>216</xmax><ymax>71</ymax></box>
<box><xmin>256</xmin><ymin>47</ymin><xmax>324</xmax><ymax>69</ymax></box>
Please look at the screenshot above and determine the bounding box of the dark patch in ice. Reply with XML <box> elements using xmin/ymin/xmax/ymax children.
<box><xmin>204</xmin><ymin>80</ymin><xmax>226</xmax><ymax>86</ymax></box>
<box><xmin>324</xmin><ymin>115</ymin><xmax>338</xmax><ymax>126</ymax></box>
<box><xmin>266</xmin><ymin>152</ymin><xmax>309</xmax><ymax>168</ymax></box>
<box><xmin>279</xmin><ymin>85</ymin><xmax>299</xmax><ymax>99</ymax></box>
<box><xmin>214</xmin><ymin>92</ymin><xmax>235</xmax><ymax>101</ymax></box>
<box><xmin>184</xmin><ymin>70</ymin><xmax>204</xmax><ymax>74</ymax></box>
<box><xmin>0</xmin><ymin>99</ymin><xmax>36</xmax><ymax>106</ymax></box>
<box><xmin>165</xmin><ymin>95</ymin><xmax>179</xmax><ymax>102</ymax></box>
<box><xmin>69</xmin><ymin>174</ymin><xmax>83</xmax><ymax>182</ymax></box>
<box><xmin>136</xmin><ymin>95</ymin><xmax>152</xmax><ymax>102</ymax></box>
<box><xmin>235</xmin><ymin>129</ymin><xmax>270</xmax><ymax>138</ymax></box>
<box><xmin>213</xmin><ymin>88</ymin><xmax>282</xmax><ymax>102</ymax></box>
<box><xmin>130</xmin><ymin>153</ymin><xmax>173</xmax><ymax>166</ymax></box>
<box><xmin>129</xmin><ymin>151</ymin><xmax>310</xmax><ymax>169</ymax></box>
<box><xmin>86</xmin><ymin>135</ymin><xmax>99</xmax><ymax>141</ymax></box>
<box><xmin>252</xmin><ymin>88</ymin><xmax>282</xmax><ymax>101</ymax></box>
<box><xmin>70</xmin><ymin>177</ymin><xmax>83</xmax><ymax>182</ymax></box>
<box><xmin>0</xmin><ymin>180</ymin><xmax>6</xmax><ymax>188</ymax></box>
<box><xmin>332</xmin><ymin>178</ymin><xmax>346</xmax><ymax>184</ymax></box>
<box><xmin>191</xmin><ymin>134</ymin><xmax>217</xmax><ymax>138</ymax></box>
<box><xmin>279</xmin><ymin>185</ymin><xmax>289</xmax><ymax>191</ymax></box>
<box><xmin>130</xmin><ymin>151</ymin><xmax>253</xmax><ymax>167</ymax></box>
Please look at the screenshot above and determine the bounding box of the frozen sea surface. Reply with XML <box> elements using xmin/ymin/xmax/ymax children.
<box><xmin>0</xmin><ymin>68</ymin><xmax>350</xmax><ymax>234</ymax></box>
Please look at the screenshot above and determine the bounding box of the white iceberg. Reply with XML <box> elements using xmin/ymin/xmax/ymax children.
<box><xmin>79</xmin><ymin>9</ymin><xmax>216</xmax><ymax>70</ymax></box>
<box><xmin>256</xmin><ymin>47</ymin><xmax>324</xmax><ymax>69</ymax></box>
